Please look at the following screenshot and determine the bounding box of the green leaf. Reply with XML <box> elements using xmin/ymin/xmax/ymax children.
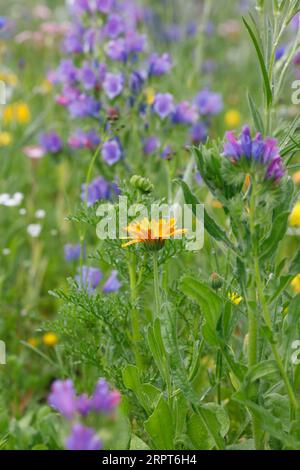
<box><xmin>247</xmin><ymin>92</ymin><xmax>264</xmax><ymax>133</ymax></box>
<box><xmin>130</xmin><ymin>435</ymin><xmax>150</xmax><ymax>450</ymax></box>
<box><xmin>177</xmin><ymin>180</ymin><xmax>235</xmax><ymax>250</ymax></box>
<box><xmin>259</xmin><ymin>211</ymin><xmax>290</xmax><ymax>262</ymax></box>
<box><xmin>180</xmin><ymin>276</ymin><xmax>222</xmax><ymax>345</ymax></box>
<box><xmin>144</xmin><ymin>396</ymin><xmax>174</xmax><ymax>450</ymax></box>
<box><xmin>244</xmin><ymin>360</ymin><xmax>278</xmax><ymax>384</ymax></box>
<box><xmin>122</xmin><ymin>365</ymin><xmax>151</xmax><ymax>415</ymax></box>
<box><xmin>243</xmin><ymin>16</ymin><xmax>273</xmax><ymax>107</ymax></box>
<box><xmin>283</xmin><ymin>294</ymin><xmax>300</xmax><ymax>364</ymax></box>
<box><xmin>289</xmin><ymin>249</ymin><xmax>300</xmax><ymax>275</ymax></box>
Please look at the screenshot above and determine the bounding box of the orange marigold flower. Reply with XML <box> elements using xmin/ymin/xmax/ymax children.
<box><xmin>121</xmin><ymin>217</ymin><xmax>187</xmax><ymax>248</ymax></box>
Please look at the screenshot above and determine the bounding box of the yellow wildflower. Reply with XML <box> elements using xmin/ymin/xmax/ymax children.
<box><xmin>229</xmin><ymin>292</ymin><xmax>243</xmax><ymax>305</ymax></box>
<box><xmin>3</xmin><ymin>102</ymin><xmax>31</xmax><ymax>125</ymax></box>
<box><xmin>42</xmin><ymin>332</ymin><xmax>58</xmax><ymax>347</ymax></box>
<box><xmin>225</xmin><ymin>109</ymin><xmax>241</xmax><ymax>128</ymax></box>
<box><xmin>291</xmin><ymin>275</ymin><xmax>300</xmax><ymax>293</ymax></box>
<box><xmin>292</xmin><ymin>171</ymin><xmax>300</xmax><ymax>185</ymax></box>
<box><xmin>122</xmin><ymin>217</ymin><xmax>187</xmax><ymax>248</ymax></box>
<box><xmin>28</xmin><ymin>337</ymin><xmax>39</xmax><ymax>347</ymax></box>
<box><xmin>290</xmin><ymin>201</ymin><xmax>300</xmax><ymax>227</ymax></box>
<box><xmin>144</xmin><ymin>87</ymin><xmax>155</xmax><ymax>106</ymax></box>
<box><xmin>0</xmin><ymin>131</ymin><xmax>12</xmax><ymax>146</ymax></box>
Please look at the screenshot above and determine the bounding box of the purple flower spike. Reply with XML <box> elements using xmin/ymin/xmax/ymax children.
<box><xmin>66</xmin><ymin>424</ymin><xmax>102</xmax><ymax>451</ymax></box>
<box><xmin>64</xmin><ymin>243</ymin><xmax>81</xmax><ymax>262</ymax></box>
<box><xmin>40</xmin><ymin>132</ymin><xmax>62</xmax><ymax>154</ymax></box>
<box><xmin>76</xmin><ymin>393</ymin><xmax>91</xmax><ymax>416</ymax></box>
<box><xmin>102</xmin><ymin>139</ymin><xmax>122</xmax><ymax>165</ymax></box>
<box><xmin>104</xmin><ymin>14</ymin><xmax>124</xmax><ymax>38</ymax></box>
<box><xmin>148</xmin><ymin>53</ymin><xmax>172</xmax><ymax>77</ymax></box>
<box><xmin>96</xmin><ymin>0</ymin><xmax>114</xmax><ymax>14</ymax></box>
<box><xmin>143</xmin><ymin>136</ymin><xmax>158</xmax><ymax>155</ymax></box>
<box><xmin>194</xmin><ymin>89</ymin><xmax>223</xmax><ymax>116</ymax></box>
<box><xmin>153</xmin><ymin>93</ymin><xmax>174</xmax><ymax>119</ymax></box>
<box><xmin>75</xmin><ymin>266</ymin><xmax>102</xmax><ymax>293</ymax></box>
<box><xmin>222</xmin><ymin>126</ymin><xmax>285</xmax><ymax>182</ymax></box>
<box><xmin>48</xmin><ymin>379</ymin><xmax>76</xmax><ymax>419</ymax></box>
<box><xmin>172</xmin><ymin>101</ymin><xmax>199</xmax><ymax>125</ymax></box>
<box><xmin>79</xmin><ymin>62</ymin><xmax>97</xmax><ymax>90</ymax></box>
<box><xmin>91</xmin><ymin>378</ymin><xmax>121</xmax><ymax>413</ymax></box>
<box><xmin>81</xmin><ymin>176</ymin><xmax>118</xmax><ymax>206</ymax></box>
<box><xmin>190</xmin><ymin>123</ymin><xmax>208</xmax><ymax>145</ymax></box>
<box><xmin>103</xmin><ymin>270</ymin><xmax>121</xmax><ymax>293</ymax></box>
<box><xmin>105</xmin><ymin>39</ymin><xmax>127</xmax><ymax>61</ymax></box>
<box><xmin>266</xmin><ymin>156</ymin><xmax>285</xmax><ymax>182</ymax></box>
<box><xmin>103</xmin><ymin>73</ymin><xmax>124</xmax><ymax>100</ymax></box>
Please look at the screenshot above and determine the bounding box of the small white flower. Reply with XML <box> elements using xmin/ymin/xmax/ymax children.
<box><xmin>35</xmin><ymin>209</ymin><xmax>46</xmax><ymax>219</ymax></box>
<box><xmin>27</xmin><ymin>223</ymin><xmax>42</xmax><ymax>238</ymax></box>
<box><xmin>0</xmin><ymin>193</ymin><xmax>10</xmax><ymax>205</ymax></box>
<box><xmin>19</xmin><ymin>208</ymin><xmax>27</xmax><ymax>215</ymax></box>
<box><xmin>2</xmin><ymin>248</ymin><xmax>11</xmax><ymax>256</ymax></box>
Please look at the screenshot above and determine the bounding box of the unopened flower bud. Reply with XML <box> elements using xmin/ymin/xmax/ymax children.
<box><xmin>210</xmin><ymin>272</ymin><xmax>223</xmax><ymax>290</ymax></box>
<box><xmin>130</xmin><ymin>175</ymin><xmax>154</xmax><ymax>193</ymax></box>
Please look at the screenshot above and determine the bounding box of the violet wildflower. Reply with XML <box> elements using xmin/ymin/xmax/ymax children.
<box><xmin>293</xmin><ymin>51</ymin><xmax>300</xmax><ymax>66</ymax></box>
<box><xmin>103</xmin><ymin>270</ymin><xmax>121</xmax><ymax>293</ymax></box>
<box><xmin>57</xmin><ymin>59</ymin><xmax>78</xmax><ymax>83</ymax></box>
<box><xmin>153</xmin><ymin>93</ymin><xmax>174</xmax><ymax>119</ymax></box>
<box><xmin>103</xmin><ymin>73</ymin><xmax>124</xmax><ymax>99</ymax></box>
<box><xmin>68</xmin><ymin>95</ymin><xmax>100</xmax><ymax>118</ymax></box>
<box><xmin>66</xmin><ymin>424</ymin><xmax>102</xmax><ymax>451</ymax></box>
<box><xmin>104</xmin><ymin>14</ymin><xmax>124</xmax><ymax>38</ymax></box>
<box><xmin>275</xmin><ymin>45</ymin><xmax>286</xmax><ymax>61</ymax></box>
<box><xmin>68</xmin><ymin>129</ymin><xmax>100</xmax><ymax>149</ymax></box>
<box><xmin>194</xmin><ymin>89</ymin><xmax>223</xmax><ymax>116</ymax></box>
<box><xmin>130</xmin><ymin>71</ymin><xmax>145</xmax><ymax>94</ymax></box>
<box><xmin>102</xmin><ymin>139</ymin><xmax>122</xmax><ymax>165</ymax></box>
<box><xmin>124</xmin><ymin>31</ymin><xmax>147</xmax><ymax>54</ymax></box>
<box><xmin>81</xmin><ymin>176</ymin><xmax>117</xmax><ymax>206</ymax></box>
<box><xmin>91</xmin><ymin>378</ymin><xmax>121</xmax><ymax>413</ymax></box>
<box><xmin>105</xmin><ymin>38</ymin><xmax>127</xmax><ymax>61</ymax></box>
<box><xmin>172</xmin><ymin>101</ymin><xmax>199</xmax><ymax>125</ymax></box>
<box><xmin>223</xmin><ymin>126</ymin><xmax>285</xmax><ymax>182</ymax></box>
<box><xmin>64</xmin><ymin>243</ymin><xmax>81</xmax><ymax>262</ymax></box>
<box><xmin>96</xmin><ymin>0</ymin><xmax>114</xmax><ymax>14</ymax></box>
<box><xmin>143</xmin><ymin>136</ymin><xmax>158</xmax><ymax>155</ymax></box>
<box><xmin>190</xmin><ymin>122</ymin><xmax>208</xmax><ymax>144</ymax></box>
<box><xmin>40</xmin><ymin>132</ymin><xmax>62</xmax><ymax>154</ymax></box>
<box><xmin>76</xmin><ymin>393</ymin><xmax>91</xmax><ymax>416</ymax></box>
<box><xmin>79</xmin><ymin>62</ymin><xmax>97</xmax><ymax>90</ymax></box>
<box><xmin>48</xmin><ymin>379</ymin><xmax>76</xmax><ymax>419</ymax></box>
<box><xmin>161</xmin><ymin>145</ymin><xmax>172</xmax><ymax>159</ymax></box>
<box><xmin>148</xmin><ymin>53</ymin><xmax>172</xmax><ymax>77</ymax></box>
<box><xmin>75</xmin><ymin>266</ymin><xmax>102</xmax><ymax>292</ymax></box>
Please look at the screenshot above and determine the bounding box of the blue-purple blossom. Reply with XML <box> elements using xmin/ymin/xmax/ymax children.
<box><xmin>57</xmin><ymin>60</ymin><xmax>78</xmax><ymax>83</ymax></box>
<box><xmin>161</xmin><ymin>145</ymin><xmax>172</xmax><ymax>159</ymax></box>
<box><xmin>66</xmin><ymin>424</ymin><xmax>102</xmax><ymax>451</ymax></box>
<box><xmin>91</xmin><ymin>378</ymin><xmax>121</xmax><ymax>413</ymax></box>
<box><xmin>96</xmin><ymin>0</ymin><xmax>114</xmax><ymax>14</ymax></box>
<box><xmin>194</xmin><ymin>89</ymin><xmax>223</xmax><ymax>115</ymax></box>
<box><xmin>105</xmin><ymin>38</ymin><xmax>127</xmax><ymax>61</ymax></box>
<box><xmin>75</xmin><ymin>266</ymin><xmax>102</xmax><ymax>292</ymax></box>
<box><xmin>68</xmin><ymin>95</ymin><xmax>100</xmax><ymax>118</ymax></box>
<box><xmin>81</xmin><ymin>176</ymin><xmax>119</xmax><ymax>206</ymax></box>
<box><xmin>143</xmin><ymin>136</ymin><xmax>158</xmax><ymax>155</ymax></box>
<box><xmin>68</xmin><ymin>129</ymin><xmax>100</xmax><ymax>149</ymax></box>
<box><xmin>40</xmin><ymin>132</ymin><xmax>62</xmax><ymax>154</ymax></box>
<box><xmin>172</xmin><ymin>101</ymin><xmax>199</xmax><ymax>125</ymax></box>
<box><xmin>103</xmin><ymin>73</ymin><xmax>124</xmax><ymax>99</ymax></box>
<box><xmin>64</xmin><ymin>243</ymin><xmax>81</xmax><ymax>262</ymax></box>
<box><xmin>275</xmin><ymin>45</ymin><xmax>286</xmax><ymax>61</ymax></box>
<box><xmin>124</xmin><ymin>31</ymin><xmax>147</xmax><ymax>54</ymax></box>
<box><xmin>103</xmin><ymin>270</ymin><xmax>121</xmax><ymax>293</ymax></box>
<box><xmin>130</xmin><ymin>70</ymin><xmax>145</xmax><ymax>94</ymax></box>
<box><xmin>48</xmin><ymin>379</ymin><xmax>76</xmax><ymax>419</ymax></box>
<box><xmin>102</xmin><ymin>139</ymin><xmax>122</xmax><ymax>165</ymax></box>
<box><xmin>79</xmin><ymin>62</ymin><xmax>97</xmax><ymax>90</ymax></box>
<box><xmin>148</xmin><ymin>53</ymin><xmax>172</xmax><ymax>76</ymax></box>
<box><xmin>190</xmin><ymin>122</ymin><xmax>208</xmax><ymax>144</ymax></box>
<box><xmin>293</xmin><ymin>51</ymin><xmax>300</xmax><ymax>65</ymax></box>
<box><xmin>76</xmin><ymin>393</ymin><xmax>91</xmax><ymax>416</ymax></box>
<box><xmin>153</xmin><ymin>93</ymin><xmax>174</xmax><ymax>119</ymax></box>
<box><xmin>223</xmin><ymin>126</ymin><xmax>285</xmax><ymax>182</ymax></box>
<box><xmin>104</xmin><ymin>14</ymin><xmax>124</xmax><ymax>38</ymax></box>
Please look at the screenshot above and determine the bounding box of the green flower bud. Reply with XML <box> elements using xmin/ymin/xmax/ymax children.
<box><xmin>210</xmin><ymin>272</ymin><xmax>223</xmax><ymax>290</ymax></box>
<box><xmin>130</xmin><ymin>175</ymin><xmax>154</xmax><ymax>193</ymax></box>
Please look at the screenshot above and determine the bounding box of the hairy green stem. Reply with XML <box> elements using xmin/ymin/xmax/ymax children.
<box><xmin>128</xmin><ymin>254</ymin><xmax>143</xmax><ymax>368</ymax></box>
<box><xmin>153</xmin><ymin>251</ymin><xmax>161</xmax><ymax>317</ymax></box>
